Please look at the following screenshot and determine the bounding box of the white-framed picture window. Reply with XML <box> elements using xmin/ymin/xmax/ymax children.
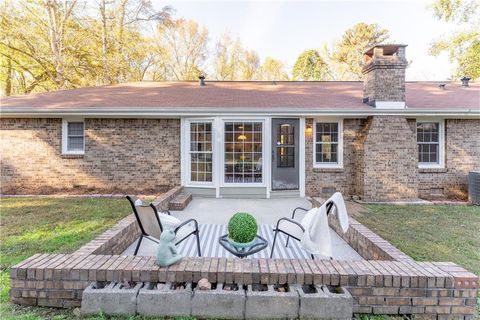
<box><xmin>224</xmin><ymin>121</ymin><xmax>263</xmax><ymax>184</ymax></box>
<box><xmin>417</xmin><ymin>120</ymin><xmax>445</xmax><ymax>168</ymax></box>
<box><xmin>62</xmin><ymin>119</ymin><xmax>85</xmax><ymax>155</ymax></box>
<box><xmin>313</xmin><ymin>119</ymin><xmax>343</xmax><ymax>168</ymax></box>
<box><xmin>189</xmin><ymin>121</ymin><xmax>214</xmax><ymax>183</ymax></box>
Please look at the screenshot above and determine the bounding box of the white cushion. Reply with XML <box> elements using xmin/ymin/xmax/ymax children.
<box><xmin>158</xmin><ymin>213</ymin><xmax>181</xmax><ymax>230</ymax></box>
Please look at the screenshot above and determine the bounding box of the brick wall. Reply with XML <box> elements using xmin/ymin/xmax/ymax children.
<box><xmin>413</xmin><ymin>119</ymin><xmax>480</xmax><ymax>200</ymax></box>
<box><xmin>361</xmin><ymin>116</ymin><xmax>418</xmax><ymax>201</ymax></box>
<box><xmin>362</xmin><ymin>46</ymin><xmax>407</xmax><ymax>107</ymax></box>
<box><xmin>306</xmin><ymin>116</ymin><xmax>419</xmax><ymax>201</ymax></box>
<box><xmin>305</xmin><ymin>118</ymin><xmax>366</xmax><ymax>197</ymax></box>
<box><xmin>0</xmin><ymin>118</ymin><xmax>181</xmax><ymax>194</ymax></box>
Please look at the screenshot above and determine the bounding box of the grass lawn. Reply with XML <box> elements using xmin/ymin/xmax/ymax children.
<box><xmin>356</xmin><ymin>204</ymin><xmax>480</xmax><ymax>277</ymax></box>
<box><xmin>0</xmin><ymin>197</ymin><xmax>133</xmax><ymax>319</ymax></box>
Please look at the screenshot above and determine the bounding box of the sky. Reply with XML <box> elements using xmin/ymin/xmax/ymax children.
<box><xmin>153</xmin><ymin>0</ymin><xmax>457</xmax><ymax>81</ymax></box>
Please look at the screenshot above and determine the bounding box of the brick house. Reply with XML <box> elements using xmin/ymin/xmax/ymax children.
<box><xmin>1</xmin><ymin>44</ymin><xmax>479</xmax><ymax>201</ymax></box>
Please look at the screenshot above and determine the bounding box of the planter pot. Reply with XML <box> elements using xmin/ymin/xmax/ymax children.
<box><xmin>227</xmin><ymin>237</ymin><xmax>256</xmax><ymax>248</ymax></box>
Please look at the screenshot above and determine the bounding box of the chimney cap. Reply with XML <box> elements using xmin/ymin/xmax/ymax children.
<box><xmin>461</xmin><ymin>76</ymin><xmax>471</xmax><ymax>87</ymax></box>
<box><xmin>199</xmin><ymin>74</ymin><xmax>206</xmax><ymax>86</ymax></box>
<box><xmin>364</xmin><ymin>44</ymin><xmax>408</xmax><ymax>57</ymax></box>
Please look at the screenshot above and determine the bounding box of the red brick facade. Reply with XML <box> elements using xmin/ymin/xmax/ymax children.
<box><xmin>305</xmin><ymin>117</ymin><xmax>480</xmax><ymax>201</ymax></box>
<box><xmin>1</xmin><ymin>117</ymin><xmax>479</xmax><ymax>201</ymax></box>
<box><xmin>0</xmin><ymin>118</ymin><xmax>180</xmax><ymax>194</ymax></box>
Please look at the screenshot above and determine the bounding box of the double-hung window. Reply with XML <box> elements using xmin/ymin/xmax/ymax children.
<box><xmin>189</xmin><ymin>122</ymin><xmax>213</xmax><ymax>183</ymax></box>
<box><xmin>62</xmin><ymin>119</ymin><xmax>85</xmax><ymax>154</ymax></box>
<box><xmin>314</xmin><ymin>120</ymin><xmax>343</xmax><ymax>168</ymax></box>
<box><xmin>417</xmin><ymin>121</ymin><xmax>444</xmax><ymax>168</ymax></box>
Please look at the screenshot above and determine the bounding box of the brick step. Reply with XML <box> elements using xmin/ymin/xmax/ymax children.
<box><xmin>169</xmin><ymin>192</ymin><xmax>192</xmax><ymax>211</ymax></box>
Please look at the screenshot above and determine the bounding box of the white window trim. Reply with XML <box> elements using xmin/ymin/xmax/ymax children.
<box><xmin>184</xmin><ymin>118</ymin><xmax>216</xmax><ymax>187</ymax></box>
<box><xmin>313</xmin><ymin>118</ymin><xmax>344</xmax><ymax>169</ymax></box>
<box><xmin>62</xmin><ymin>118</ymin><xmax>85</xmax><ymax>155</ymax></box>
<box><xmin>417</xmin><ymin>119</ymin><xmax>445</xmax><ymax>169</ymax></box>
<box><xmin>220</xmin><ymin>118</ymin><xmax>266</xmax><ymax>188</ymax></box>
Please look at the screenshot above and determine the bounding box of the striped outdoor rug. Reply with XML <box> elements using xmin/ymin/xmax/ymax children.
<box><xmin>176</xmin><ymin>224</ymin><xmax>318</xmax><ymax>259</ymax></box>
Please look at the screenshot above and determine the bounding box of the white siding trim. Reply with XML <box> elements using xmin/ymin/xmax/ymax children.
<box><xmin>299</xmin><ymin>117</ymin><xmax>306</xmax><ymax>197</ymax></box>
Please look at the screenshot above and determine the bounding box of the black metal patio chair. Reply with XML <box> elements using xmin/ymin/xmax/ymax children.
<box><xmin>126</xmin><ymin>195</ymin><xmax>201</xmax><ymax>257</ymax></box>
<box><xmin>270</xmin><ymin>201</ymin><xmax>335</xmax><ymax>259</ymax></box>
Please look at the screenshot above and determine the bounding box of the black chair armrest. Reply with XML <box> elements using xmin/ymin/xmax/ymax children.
<box><xmin>174</xmin><ymin>218</ymin><xmax>199</xmax><ymax>234</ymax></box>
<box><xmin>274</xmin><ymin>217</ymin><xmax>305</xmax><ymax>233</ymax></box>
<box><xmin>292</xmin><ymin>207</ymin><xmax>308</xmax><ymax>219</ymax></box>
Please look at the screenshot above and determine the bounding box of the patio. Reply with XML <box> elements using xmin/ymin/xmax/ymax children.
<box><xmin>123</xmin><ymin>197</ymin><xmax>363</xmax><ymax>260</ymax></box>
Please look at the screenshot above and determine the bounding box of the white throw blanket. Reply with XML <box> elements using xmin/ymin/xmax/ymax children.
<box><xmin>300</xmin><ymin>204</ymin><xmax>332</xmax><ymax>257</ymax></box>
<box><xmin>330</xmin><ymin>192</ymin><xmax>349</xmax><ymax>233</ymax></box>
<box><xmin>299</xmin><ymin>192</ymin><xmax>350</xmax><ymax>257</ymax></box>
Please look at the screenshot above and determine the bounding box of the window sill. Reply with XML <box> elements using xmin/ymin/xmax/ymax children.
<box><xmin>61</xmin><ymin>154</ymin><xmax>84</xmax><ymax>159</ymax></box>
<box><xmin>312</xmin><ymin>167</ymin><xmax>345</xmax><ymax>173</ymax></box>
<box><xmin>419</xmin><ymin>167</ymin><xmax>448</xmax><ymax>173</ymax></box>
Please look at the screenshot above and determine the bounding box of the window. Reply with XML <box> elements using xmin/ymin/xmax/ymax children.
<box><xmin>62</xmin><ymin>119</ymin><xmax>84</xmax><ymax>154</ymax></box>
<box><xmin>189</xmin><ymin>122</ymin><xmax>213</xmax><ymax>183</ymax></box>
<box><xmin>277</xmin><ymin>124</ymin><xmax>295</xmax><ymax>168</ymax></box>
<box><xmin>314</xmin><ymin>121</ymin><xmax>343</xmax><ymax>167</ymax></box>
<box><xmin>417</xmin><ymin>121</ymin><xmax>444</xmax><ymax>167</ymax></box>
<box><xmin>224</xmin><ymin>122</ymin><xmax>263</xmax><ymax>183</ymax></box>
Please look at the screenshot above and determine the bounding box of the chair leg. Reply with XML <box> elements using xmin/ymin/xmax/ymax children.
<box><xmin>195</xmin><ymin>231</ymin><xmax>202</xmax><ymax>257</ymax></box>
<box><xmin>134</xmin><ymin>235</ymin><xmax>143</xmax><ymax>256</ymax></box>
<box><xmin>311</xmin><ymin>254</ymin><xmax>315</xmax><ymax>260</ymax></box>
<box><xmin>285</xmin><ymin>236</ymin><xmax>290</xmax><ymax>247</ymax></box>
<box><xmin>270</xmin><ymin>230</ymin><xmax>279</xmax><ymax>258</ymax></box>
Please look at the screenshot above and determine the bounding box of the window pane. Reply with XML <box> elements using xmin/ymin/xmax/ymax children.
<box><xmin>417</xmin><ymin>122</ymin><xmax>440</xmax><ymax>164</ymax></box>
<box><xmin>68</xmin><ymin>122</ymin><xmax>84</xmax><ymax>136</ymax></box>
<box><xmin>224</xmin><ymin>122</ymin><xmax>263</xmax><ymax>183</ymax></box>
<box><xmin>315</xmin><ymin>122</ymin><xmax>339</xmax><ymax>164</ymax></box>
<box><xmin>190</xmin><ymin>122</ymin><xmax>213</xmax><ymax>182</ymax></box>
<box><xmin>67</xmin><ymin>136</ymin><xmax>84</xmax><ymax>151</ymax></box>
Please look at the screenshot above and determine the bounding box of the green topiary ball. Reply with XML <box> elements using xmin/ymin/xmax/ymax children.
<box><xmin>227</xmin><ymin>212</ymin><xmax>258</xmax><ymax>243</ymax></box>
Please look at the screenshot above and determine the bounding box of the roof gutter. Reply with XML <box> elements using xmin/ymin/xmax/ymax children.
<box><xmin>1</xmin><ymin>107</ymin><xmax>479</xmax><ymax>118</ymax></box>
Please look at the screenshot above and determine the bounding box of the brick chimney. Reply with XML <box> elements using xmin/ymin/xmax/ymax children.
<box><xmin>362</xmin><ymin>44</ymin><xmax>408</xmax><ymax>109</ymax></box>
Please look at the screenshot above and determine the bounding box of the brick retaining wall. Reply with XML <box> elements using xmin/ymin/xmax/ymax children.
<box><xmin>10</xmin><ymin>254</ymin><xmax>478</xmax><ymax>318</ymax></box>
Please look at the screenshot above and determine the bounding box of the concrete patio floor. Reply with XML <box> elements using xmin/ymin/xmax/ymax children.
<box><xmin>123</xmin><ymin>197</ymin><xmax>363</xmax><ymax>260</ymax></box>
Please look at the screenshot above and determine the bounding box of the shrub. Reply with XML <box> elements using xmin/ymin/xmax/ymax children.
<box><xmin>227</xmin><ymin>212</ymin><xmax>258</xmax><ymax>243</ymax></box>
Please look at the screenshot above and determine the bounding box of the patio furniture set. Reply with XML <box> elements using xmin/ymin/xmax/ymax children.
<box><xmin>126</xmin><ymin>193</ymin><xmax>347</xmax><ymax>260</ymax></box>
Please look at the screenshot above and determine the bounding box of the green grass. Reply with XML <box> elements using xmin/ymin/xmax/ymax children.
<box><xmin>0</xmin><ymin>197</ymin><xmax>133</xmax><ymax>319</ymax></box>
<box><xmin>356</xmin><ymin>204</ymin><xmax>480</xmax><ymax>276</ymax></box>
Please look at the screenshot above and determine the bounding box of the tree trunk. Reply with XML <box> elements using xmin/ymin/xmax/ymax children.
<box><xmin>100</xmin><ymin>0</ymin><xmax>109</xmax><ymax>85</ymax></box>
<box><xmin>4</xmin><ymin>52</ymin><xmax>12</xmax><ymax>96</ymax></box>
